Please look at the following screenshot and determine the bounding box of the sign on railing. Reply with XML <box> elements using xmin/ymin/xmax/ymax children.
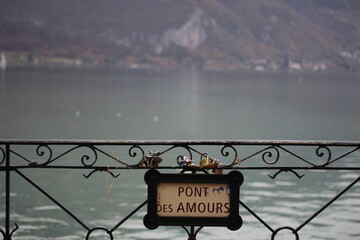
<box><xmin>144</xmin><ymin>170</ymin><xmax>243</xmax><ymax>230</ymax></box>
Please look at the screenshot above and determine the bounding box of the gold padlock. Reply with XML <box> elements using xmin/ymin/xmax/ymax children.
<box><xmin>200</xmin><ymin>156</ymin><xmax>210</xmax><ymax>168</ymax></box>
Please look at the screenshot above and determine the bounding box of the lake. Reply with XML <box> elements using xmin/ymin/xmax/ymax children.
<box><xmin>0</xmin><ymin>67</ymin><xmax>359</xmax><ymax>240</ymax></box>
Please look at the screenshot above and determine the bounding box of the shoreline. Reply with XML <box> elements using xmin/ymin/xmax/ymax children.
<box><xmin>1</xmin><ymin>51</ymin><xmax>358</xmax><ymax>73</ymax></box>
<box><xmin>1</xmin><ymin>61</ymin><xmax>358</xmax><ymax>74</ymax></box>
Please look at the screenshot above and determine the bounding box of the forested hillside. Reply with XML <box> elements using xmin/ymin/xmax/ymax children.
<box><xmin>1</xmin><ymin>0</ymin><xmax>359</xmax><ymax>71</ymax></box>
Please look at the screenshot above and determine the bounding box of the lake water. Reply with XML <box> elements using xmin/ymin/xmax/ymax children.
<box><xmin>0</xmin><ymin>68</ymin><xmax>359</xmax><ymax>240</ymax></box>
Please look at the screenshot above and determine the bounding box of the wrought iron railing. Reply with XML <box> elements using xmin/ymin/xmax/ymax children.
<box><xmin>0</xmin><ymin>140</ymin><xmax>359</xmax><ymax>240</ymax></box>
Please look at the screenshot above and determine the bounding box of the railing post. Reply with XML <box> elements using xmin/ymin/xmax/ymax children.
<box><xmin>5</xmin><ymin>144</ymin><xmax>10</xmax><ymax>240</ymax></box>
<box><xmin>188</xmin><ymin>226</ymin><xmax>196</xmax><ymax>240</ymax></box>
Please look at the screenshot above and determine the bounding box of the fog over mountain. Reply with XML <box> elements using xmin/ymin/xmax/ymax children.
<box><xmin>1</xmin><ymin>0</ymin><xmax>359</xmax><ymax>71</ymax></box>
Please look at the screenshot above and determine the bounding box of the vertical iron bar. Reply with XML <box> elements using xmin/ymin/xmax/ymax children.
<box><xmin>5</xmin><ymin>144</ymin><xmax>10</xmax><ymax>240</ymax></box>
<box><xmin>189</xmin><ymin>226</ymin><xmax>196</xmax><ymax>240</ymax></box>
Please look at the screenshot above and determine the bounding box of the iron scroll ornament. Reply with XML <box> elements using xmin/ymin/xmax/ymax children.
<box><xmin>143</xmin><ymin>170</ymin><xmax>244</xmax><ymax>231</ymax></box>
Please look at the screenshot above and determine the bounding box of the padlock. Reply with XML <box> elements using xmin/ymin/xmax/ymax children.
<box><xmin>179</xmin><ymin>156</ymin><xmax>196</xmax><ymax>168</ymax></box>
<box><xmin>145</xmin><ymin>151</ymin><xmax>163</xmax><ymax>168</ymax></box>
<box><xmin>200</xmin><ymin>156</ymin><xmax>210</xmax><ymax>168</ymax></box>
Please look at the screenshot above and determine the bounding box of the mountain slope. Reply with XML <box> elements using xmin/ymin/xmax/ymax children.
<box><xmin>0</xmin><ymin>0</ymin><xmax>359</xmax><ymax>70</ymax></box>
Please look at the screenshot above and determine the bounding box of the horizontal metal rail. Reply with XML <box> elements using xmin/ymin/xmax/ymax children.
<box><xmin>1</xmin><ymin>139</ymin><xmax>359</xmax><ymax>240</ymax></box>
<box><xmin>1</xmin><ymin>139</ymin><xmax>359</xmax><ymax>146</ymax></box>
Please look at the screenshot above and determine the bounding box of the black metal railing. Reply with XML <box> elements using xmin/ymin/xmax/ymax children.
<box><xmin>1</xmin><ymin>140</ymin><xmax>359</xmax><ymax>240</ymax></box>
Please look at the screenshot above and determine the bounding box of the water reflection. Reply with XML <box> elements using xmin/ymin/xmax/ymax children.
<box><xmin>0</xmin><ymin>70</ymin><xmax>5</xmax><ymax>94</ymax></box>
<box><xmin>1</xmin><ymin>68</ymin><xmax>359</xmax><ymax>140</ymax></box>
<box><xmin>0</xmin><ymin>68</ymin><xmax>359</xmax><ymax>240</ymax></box>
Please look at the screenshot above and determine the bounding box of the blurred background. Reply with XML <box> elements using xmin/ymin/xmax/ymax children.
<box><xmin>0</xmin><ymin>1</ymin><xmax>359</xmax><ymax>240</ymax></box>
<box><xmin>0</xmin><ymin>0</ymin><xmax>359</xmax><ymax>72</ymax></box>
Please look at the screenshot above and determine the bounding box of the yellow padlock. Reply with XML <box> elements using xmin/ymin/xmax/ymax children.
<box><xmin>200</xmin><ymin>157</ymin><xmax>210</xmax><ymax>168</ymax></box>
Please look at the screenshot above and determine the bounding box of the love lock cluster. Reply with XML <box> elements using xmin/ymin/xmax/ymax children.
<box><xmin>141</xmin><ymin>151</ymin><xmax>224</xmax><ymax>174</ymax></box>
<box><xmin>142</xmin><ymin>151</ymin><xmax>163</xmax><ymax>168</ymax></box>
<box><xmin>178</xmin><ymin>154</ymin><xmax>224</xmax><ymax>174</ymax></box>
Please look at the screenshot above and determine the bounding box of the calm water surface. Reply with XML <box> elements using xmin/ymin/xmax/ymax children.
<box><xmin>0</xmin><ymin>68</ymin><xmax>359</xmax><ymax>240</ymax></box>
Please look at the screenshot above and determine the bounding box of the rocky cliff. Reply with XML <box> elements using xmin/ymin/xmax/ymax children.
<box><xmin>0</xmin><ymin>0</ymin><xmax>359</xmax><ymax>71</ymax></box>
